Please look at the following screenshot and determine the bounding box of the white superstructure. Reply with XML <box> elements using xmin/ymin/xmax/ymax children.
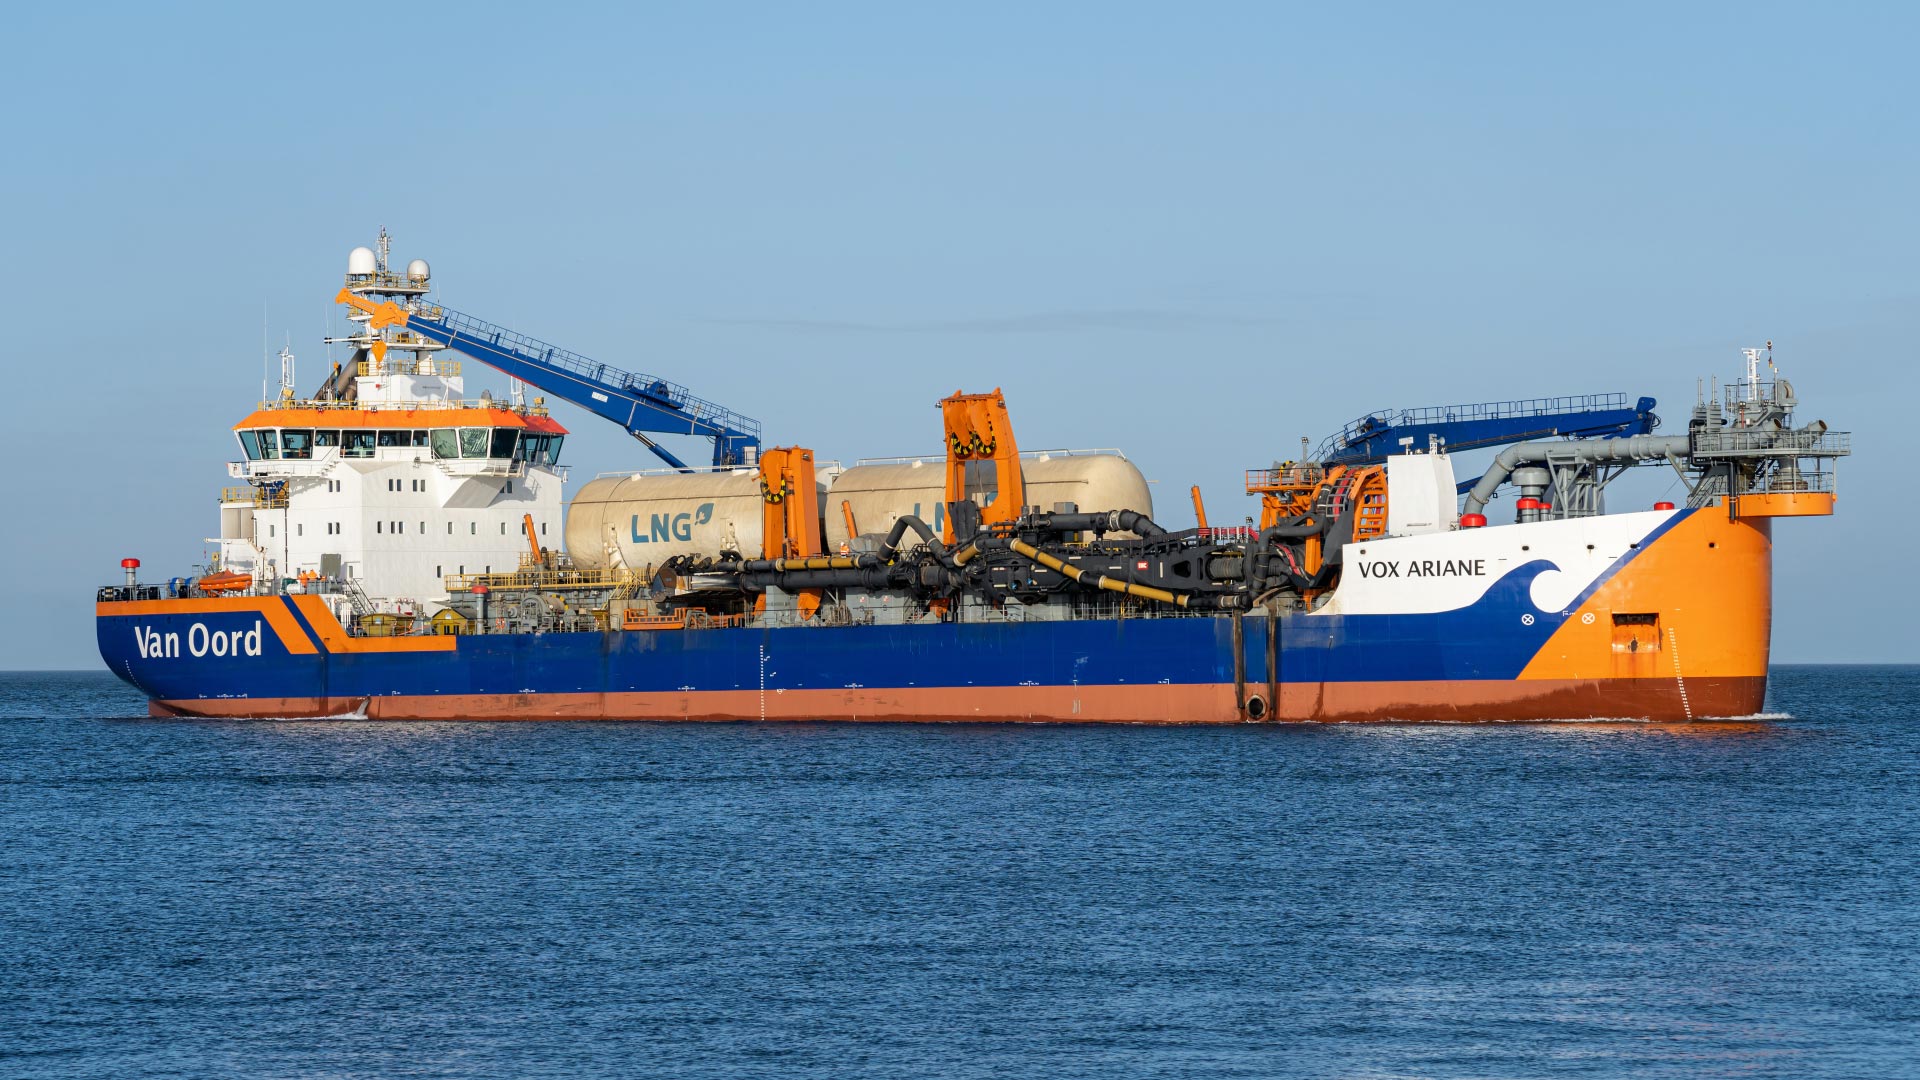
<box><xmin>214</xmin><ymin>232</ymin><xmax>570</xmax><ymax>626</ymax></box>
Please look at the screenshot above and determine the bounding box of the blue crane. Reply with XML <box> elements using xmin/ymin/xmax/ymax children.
<box><xmin>1312</xmin><ymin>393</ymin><xmax>1659</xmax><ymax>468</ymax></box>
<box><xmin>336</xmin><ymin>291</ymin><xmax>760</xmax><ymax>470</ymax></box>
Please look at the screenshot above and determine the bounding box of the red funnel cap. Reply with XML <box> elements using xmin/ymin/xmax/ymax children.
<box><xmin>1459</xmin><ymin>513</ymin><xmax>1488</xmax><ymax>528</ymax></box>
<box><xmin>1654</xmin><ymin>501</ymin><xmax>1676</xmax><ymax>511</ymax></box>
<box><xmin>1514</xmin><ymin>498</ymin><xmax>1542</xmax><ymax>510</ymax></box>
<box><xmin>120</xmin><ymin>558</ymin><xmax>140</xmax><ymax>568</ymax></box>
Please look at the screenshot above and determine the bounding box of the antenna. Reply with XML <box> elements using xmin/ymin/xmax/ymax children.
<box><xmin>280</xmin><ymin>337</ymin><xmax>296</xmax><ymax>398</ymax></box>
<box><xmin>376</xmin><ymin>226</ymin><xmax>391</xmax><ymax>273</ymax></box>
<box><xmin>1741</xmin><ymin>345</ymin><xmax>1766</xmax><ymax>401</ymax></box>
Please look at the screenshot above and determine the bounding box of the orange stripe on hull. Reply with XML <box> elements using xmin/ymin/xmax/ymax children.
<box><xmin>98</xmin><ymin>597</ymin><xmax>318</xmax><ymax>655</ymax></box>
<box><xmin>148</xmin><ymin>676</ymin><xmax>1766</xmax><ymax>724</ymax></box>
<box><xmin>287</xmin><ymin>595</ymin><xmax>456</xmax><ymax>652</ymax></box>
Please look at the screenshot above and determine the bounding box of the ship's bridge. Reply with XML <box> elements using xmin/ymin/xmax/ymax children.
<box><xmin>231</xmin><ymin>404</ymin><xmax>567</xmax><ymax>469</ymax></box>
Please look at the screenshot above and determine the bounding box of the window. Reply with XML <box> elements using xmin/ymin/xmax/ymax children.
<box><xmin>412</xmin><ymin>430</ymin><xmax>430</xmax><ymax>447</ymax></box>
<box><xmin>431</xmin><ymin>429</ymin><xmax>459</xmax><ymax>459</ymax></box>
<box><xmin>376</xmin><ymin>521</ymin><xmax>382</xmax><ymax>534</ymax></box>
<box><xmin>490</xmin><ymin>428</ymin><xmax>519</xmax><ymax>459</ymax></box>
<box><xmin>501</xmin><ymin>523</ymin><xmax>507</xmax><ymax>535</ymax></box>
<box><xmin>296</xmin><ymin>524</ymin><xmax>303</xmax><ymax>536</ymax></box>
<box><xmin>470</xmin><ymin>522</ymin><xmax>476</xmax><ymax>535</ymax></box>
<box><xmin>541</xmin><ymin>523</ymin><xmax>547</xmax><ymax>535</ymax></box>
<box><xmin>377</xmin><ymin>430</ymin><xmax>406</xmax><ymax>447</ymax></box>
<box><xmin>446</xmin><ymin>522</ymin><xmax>452</xmax><ymax>535</ymax></box>
<box><xmin>269</xmin><ymin>524</ymin><xmax>275</xmax><ymax>537</ymax></box>
<box><xmin>344</xmin><ymin>431</ymin><xmax>375</xmax><ymax>459</ymax></box>
<box><xmin>259</xmin><ymin>429</ymin><xmax>280</xmax><ymax>460</ymax></box>
<box><xmin>459</xmin><ymin>427</ymin><xmax>489</xmax><ymax>458</ymax></box>
<box><xmin>419</xmin><ymin>521</ymin><xmax>425</xmax><ymax>533</ymax></box>
<box><xmin>281</xmin><ymin>430</ymin><xmax>313</xmax><ymax>459</ymax></box>
<box><xmin>437</xmin><ymin>565</ymin><xmax>442</xmax><ymax>578</ymax></box>
<box><xmin>519</xmin><ymin>433</ymin><xmax>555</xmax><ymax>465</ymax></box>
<box><xmin>237</xmin><ymin>430</ymin><xmax>262</xmax><ymax>460</ymax></box>
<box><xmin>314</xmin><ymin>430</ymin><xmax>341</xmax><ymax>448</ymax></box>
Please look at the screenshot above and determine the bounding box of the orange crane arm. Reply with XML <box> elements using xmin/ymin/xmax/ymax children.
<box><xmin>938</xmin><ymin>388</ymin><xmax>1024</xmax><ymax>543</ymax></box>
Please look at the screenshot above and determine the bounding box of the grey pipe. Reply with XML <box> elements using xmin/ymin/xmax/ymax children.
<box><xmin>1027</xmin><ymin>509</ymin><xmax>1167</xmax><ymax>538</ymax></box>
<box><xmin>1462</xmin><ymin>436</ymin><xmax>1691</xmax><ymax>514</ymax></box>
<box><xmin>878</xmin><ymin>515</ymin><xmax>952</xmax><ymax>563</ymax></box>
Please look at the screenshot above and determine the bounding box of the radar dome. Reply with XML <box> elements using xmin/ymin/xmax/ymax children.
<box><xmin>406</xmin><ymin>258</ymin><xmax>430</xmax><ymax>282</ymax></box>
<box><xmin>347</xmin><ymin>246</ymin><xmax>377</xmax><ymax>275</ymax></box>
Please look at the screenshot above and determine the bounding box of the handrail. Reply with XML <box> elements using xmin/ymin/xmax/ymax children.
<box><xmin>246</xmin><ymin>398</ymin><xmax>551</xmax><ymax>415</ymax></box>
<box><xmin>1316</xmin><ymin>393</ymin><xmax>1636</xmax><ymax>459</ymax></box>
<box><xmin>851</xmin><ymin>447</ymin><xmax>1129</xmax><ymax>467</ymax></box>
<box><xmin>419</xmin><ymin>304</ymin><xmax>762</xmax><ymax>440</ymax></box>
<box><xmin>1691</xmin><ymin>428</ymin><xmax>1851</xmax><ymax>457</ymax></box>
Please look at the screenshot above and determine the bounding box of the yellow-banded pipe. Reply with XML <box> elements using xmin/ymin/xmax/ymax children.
<box><xmin>773</xmin><ymin>556</ymin><xmax>862</xmax><ymax>571</ymax></box>
<box><xmin>1009</xmin><ymin>540</ymin><xmax>1187</xmax><ymax>608</ymax></box>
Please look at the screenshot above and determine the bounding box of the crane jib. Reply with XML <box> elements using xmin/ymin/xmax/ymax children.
<box><xmin>1314</xmin><ymin>394</ymin><xmax>1659</xmax><ymax>466</ymax></box>
<box><xmin>399</xmin><ymin>306</ymin><xmax>761</xmax><ymax>471</ymax></box>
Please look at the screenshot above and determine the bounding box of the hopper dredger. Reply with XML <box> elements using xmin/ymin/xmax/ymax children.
<box><xmin>96</xmin><ymin>234</ymin><xmax>1850</xmax><ymax>722</ymax></box>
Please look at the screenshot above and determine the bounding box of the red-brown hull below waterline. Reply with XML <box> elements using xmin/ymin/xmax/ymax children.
<box><xmin>147</xmin><ymin>676</ymin><xmax>1769</xmax><ymax>723</ymax></box>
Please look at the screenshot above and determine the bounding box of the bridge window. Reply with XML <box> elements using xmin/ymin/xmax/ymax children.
<box><xmin>281</xmin><ymin>430</ymin><xmax>313</xmax><ymax>459</ymax></box>
<box><xmin>520</xmin><ymin>434</ymin><xmax>563</xmax><ymax>466</ymax></box>
<box><xmin>343</xmin><ymin>432</ymin><xmax>375</xmax><ymax>459</ymax></box>
<box><xmin>258</xmin><ymin>429</ymin><xmax>280</xmax><ymax>459</ymax></box>
<box><xmin>377</xmin><ymin>430</ymin><xmax>408</xmax><ymax>448</ymax></box>
<box><xmin>459</xmin><ymin>427</ymin><xmax>489</xmax><ymax>458</ymax></box>
<box><xmin>490</xmin><ymin>428</ymin><xmax>519</xmax><ymax>459</ymax></box>
<box><xmin>314</xmin><ymin>430</ymin><xmax>340</xmax><ymax>448</ymax></box>
<box><xmin>431</xmin><ymin>429</ymin><xmax>459</xmax><ymax>459</ymax></box>
<box><xmin>413</xmin><ymin>430</ymin><xmax>430</xmax><ymax>447</ymax></box>
<box><xmin>237</xmin><ymin>430</ymin><xmax>261</xmax><ymax>460</ymax></box>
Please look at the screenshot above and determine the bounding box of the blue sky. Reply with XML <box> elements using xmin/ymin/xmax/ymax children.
<box><xmin>3</xmin><ymin>3</ymin><xmax>1913</xmax><ymax>667</ymax></box>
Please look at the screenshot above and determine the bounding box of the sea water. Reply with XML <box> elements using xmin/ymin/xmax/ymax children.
<box><xmin>2</xmin><ymin>667</ymin><xmax>1915</xmax><ymax>1079</ymax></box>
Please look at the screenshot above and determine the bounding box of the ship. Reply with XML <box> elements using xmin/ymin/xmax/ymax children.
<box><xmin>95</xmin><ymin>232</ymin><xmax>1850</xmax><ymax>723</ymax></box>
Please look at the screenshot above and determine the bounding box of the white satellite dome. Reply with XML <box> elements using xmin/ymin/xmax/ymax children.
<box><xmin>406</xmin><ymin>258</ymin><xmax>430</xmax><ymax>282</ymax></box>
<box><xmin>347</xmin><ymin>246</ymin><xmax>377</xmax><ymax>275</ymax></box>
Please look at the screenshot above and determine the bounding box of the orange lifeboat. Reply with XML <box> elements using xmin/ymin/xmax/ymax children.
<box><xmin>196</xmin><ymin>571</ymin><xmax>253</xmax><ymax>594</ymax></box>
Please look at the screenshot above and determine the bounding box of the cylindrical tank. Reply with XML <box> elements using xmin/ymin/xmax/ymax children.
<box><xmin>347</xmin><ymin>246</ymin><xmax>377</xmax><ymax>275</ymax></box>
<box><xmin>566</xmin><ymin>471</ymin><xmax>826</xmax><ymax>569</ymax></box>
<box><xmin>824</xmin><ymin>452</ymin><xmax>1153</xmax><ymax>549</ymax></box>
